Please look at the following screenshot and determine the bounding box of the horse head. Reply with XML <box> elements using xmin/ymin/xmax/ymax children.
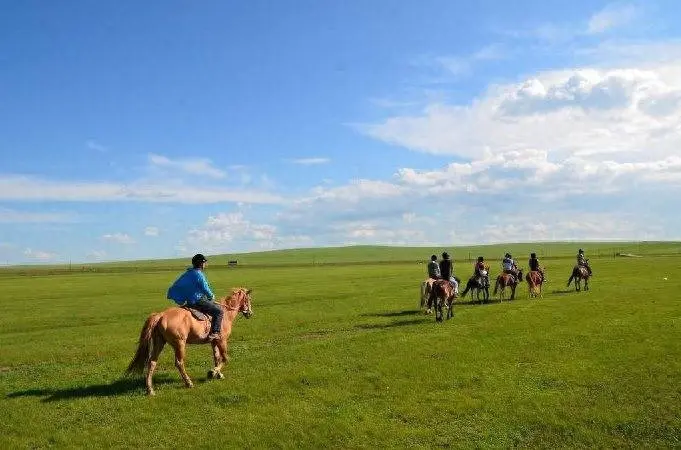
<box><xmin>224</xmin><ymin>287</ymin><xmax>253</xmax><ymax>318</ymax></box>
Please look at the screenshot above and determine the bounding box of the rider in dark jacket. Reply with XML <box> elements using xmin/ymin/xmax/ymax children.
<box><xmin>528</xmin><ymin>252</ymin><xmax>547</xmax><ymax>282</ymax></box>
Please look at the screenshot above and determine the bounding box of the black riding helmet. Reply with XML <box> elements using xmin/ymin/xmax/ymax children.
<box><xmin>477</xmin><ymin>256</ymin><xmax>484</xmax><ymax>262</ymax></box>
<box><xmin>431</xmin><ymin>254</ymin><xmax>437</xmax><ymax>261</ymax></box>
<box><xmin>531</xmin><ymin>252</ymin><xmax>537</xmax><ymax>258</ymax></box>
<box><xmin>192</xmin><ymin>253</ymin><xmax>208</xmax><ymax>268</ymax></box>
<box><xmin>442</xmin><ymin>252</ymin><xmax>450</xmax><ymax>259</ymax></box>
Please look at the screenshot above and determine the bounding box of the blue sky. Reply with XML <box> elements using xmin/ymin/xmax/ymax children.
<box><xmin>2</xmin><ymin>0</ymin><xmax>681</xmax><ymax>264</ymax></box>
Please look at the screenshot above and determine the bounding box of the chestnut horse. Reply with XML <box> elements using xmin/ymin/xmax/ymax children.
<box><xmin>494</xmin><ymin>269</ymin><xmax>523</xmax><ymax>301</ymax></box>
<box><xmin>126</xmin><ymin>287</ymin><xmax>253</xmax><ymax>396</ymax></box>
<box><xmin>428</xmin><ymin>279</ymin><xmax>457</xmax><ymax>321</ymax></box>
<box><xmin>526</xmin><ymin>271</ymin><xmax>543</xmax><ymax>298</ymax></box>
<box><xmin>567</xmin><ymin>265</ymin><xmax>590</xmax><ymax>291</ymax></box>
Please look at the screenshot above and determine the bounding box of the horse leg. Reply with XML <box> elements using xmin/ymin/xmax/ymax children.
<box><xmin>145</xmin><ymin>332</ymin><xmax>166</xmax><ymax>396</ymax></box>
<box><xmin>173</xmin><ymin>340</ymin><xmax>194</xmax><ymax>388</ymax></box>
<box><xmin>209</xmin><ymin>338</ymin><xmax>229</xmax><ymax>380</ymax></box>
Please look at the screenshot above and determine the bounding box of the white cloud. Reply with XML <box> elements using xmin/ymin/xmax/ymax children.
<box><xmin>288</xmin><ymin>157</ymin><xmax>331</xmax><ymax>165</ymax></box>
<box><xmin>0</xmin><ymin>207</ymin><xmax>75</xmax><ymax>223</ymax></box>
<box><xmin>0</xmin><ymin>175</ymin><xmax>284</xmax><ymax>204</ymax></box>
<box><xmin>362</xmin><ymin>65</ymin><xmax>681</xmax><ymax>165</ymax></box>
<box><xmin>149</xmin><ymin>153</ymin><xmax>226</xmax><ymax>179</ymax></box>
<box><xmin>144</xmin><ymin>226</ymin><xmax>159</xmax><ymax>237</ymax></box>
<box><xmin>24</xmin><ymin>248</ymin><xmax>57</xmax><ymax>262</ymax></box>
<box><xmin>102</xmin><ymin>233</ymin><xmax>135</xmax><ymax>245</ymax></box>
<box><xmin>587</xmin><ymin>3</ymin><xmax>638</xmax><ymax>34</ymax></box>
<box><xmin>186</xmin><ymin>212</ymin><xmax>276</xmax><ymax>251</ymax></box>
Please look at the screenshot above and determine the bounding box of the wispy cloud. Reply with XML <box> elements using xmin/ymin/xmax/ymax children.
<box><xmin>287</xmin><ymin>157</ymin><xmax>331</xmax><ymax>165</ymax></box>
<box><xmin>87</xmin><ymin>250</ymin><xmax>107</xmax><ymax>260</ymax></box>
<box><xmin>0</xmin><ymin>207</ymin><xmax>75</xmax><ymax>223</ymax></box>
<box><xmin>0</xmin><ymin>175</ymin><xmax>284</xmax><ymax>204</ymax></box>
<box><xmin>102</xmin><ymin>233</ymin><xmax>136</xmax><ymax>245</ymax></box>
<box><xmin>587</xmin><ymin>3</ymin><xmax>638</xmax><ymax>34</ymax></box>
<box><xmin>144</xmin><ymin>226</ymin><xmax>159</xmax><ymax>237</ymax></box>
<box><xmin>497</xmin><ymin>3</ymin><xmax>641</xmax><ymax>44</ymax></box>
<box><xmin>24</xmin><ymin>248</ymin><xmax>57</xmax><ymax>261</ymax></box>
<box><xmin>149</xmin><ymin>154</ymin><xmax>226</xmax><ymax>179</ymax></box>
<box><xmin>86</xmin><ymin>140</ymin><xmax>109</xmax><ymax>153</ymax></box>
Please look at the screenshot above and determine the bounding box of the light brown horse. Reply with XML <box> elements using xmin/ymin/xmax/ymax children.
<box><xmin>567</xmin><ymin>265</ymin><xmax>590</xmax><ymax>291</ymax></box>
<box><xmin>494</xmin><ymin>269</ymin><xmax>523</xmax><ymax>301</ymax></box>
<box><xmin>126</xmin><ymin>287</ymin><xmax>253</xmax><ymax>396</ymax></box>
<box><xmin>428</xmin><ymin>279</ymin><xmax>457</xmax><ymax>321</ymax></box>
<box><xmin>420</xmin><ymin>278</ymin><xmax>437</xmax><ymax>309</ymax></box>
<box><xmin>526</xmin><ymin>270</ymin><xmax>543</xmax><ymax>298</ymax></box>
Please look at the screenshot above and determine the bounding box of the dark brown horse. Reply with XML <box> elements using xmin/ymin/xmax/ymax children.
<box><xmin>567</xmin><ymin>266</ymin><xmax>590</xmax><ymax>291</ymax></box>
<box><xmin>428</xmin><ymin>279</ymin><xmax>456</xmax><ymax>321</ymax></box>
<box><xmin>494</xmin><ymin>269</ymin><xmax>523</xmax><ymax>301</ymax></box>
<box><xmin>126</xmin><ymin>288</ymin><xmax>253</xmax><ymax>395</ymax></box>
<box><xmin>526</xmin><ymin>270</ymin><xmax>543</xmax><ymax>298</ymax></box>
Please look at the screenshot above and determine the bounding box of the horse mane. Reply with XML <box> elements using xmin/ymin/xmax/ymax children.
<box><xmin>218</xmin><ymin>287</ymin><xmax>251</xmax><ymax>309</ymax></box>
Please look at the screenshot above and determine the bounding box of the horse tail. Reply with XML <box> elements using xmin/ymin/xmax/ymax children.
<box><xmin>126</xmin><ymin>313</ymin><xmax>162</xmax><ymax>375</ymax></box>
<box><xmin>460</xmin><ymin>280</ymin><xmax>470</xmax><ymax>298</ymax></box>
<box><xmin>493</xmin><ymin>277</ymin><xmax>499</xmax><ymax>295</ymax></box>
<box><xmin>567</xmin><ymin>271</ymin><xmax>574</xmax><ymax>287</ymax></box>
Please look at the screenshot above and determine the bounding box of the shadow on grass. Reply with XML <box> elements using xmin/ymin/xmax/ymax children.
<box><xmin>354</xmin><ymin>318</ymin><xmax>425</xmax><ymax>330</ymax></box>
<box><xmin>361</xmin><ymin>309</ymin><xmax>420</xmax><ymax>318</ymax></box>
<box><xmin>6</xmin><ymin>374</ymin><xmax>177</xmax><ymax>402</ymax></box>
<box><xmin>551</xmin><ymin>289</ymin><xmax>575</xmax><ymax>295</ymax></box>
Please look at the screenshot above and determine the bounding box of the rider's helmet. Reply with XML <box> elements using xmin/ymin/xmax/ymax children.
<box><xmin>578</xmin><ymin>248</ymin><xmax>584</xmax><ymax>254</ymax></box>
<box><xmin>442</xmin><ymin>252</ymin><xmax>450</xmax><ymax>259</ymax></box>
<box><xmin>504</xmin><ymin>253</ymin><xmax>511</xmax><ymax>258</ymax></box>
<box><xmin>530</xmin><ymin>252</ymin><xmax>536</xmax><ymax>258</ymax></box>
<box><xmin>477</xmin><ymin>256</ymin><xmax>484</xmax><ymax>262</ymax></box>
<box><xmin>431</xmin><ymin>254</ymin><xmax>437</xmax><ymax>261</ymax></box>
<box><xmin>192</xmin><ymin>253</ymin><xmax>208</xmax><ymax>268</ymax></box>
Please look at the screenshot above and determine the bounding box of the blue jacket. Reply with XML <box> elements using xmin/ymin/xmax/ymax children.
<box><xmin>167</xmin><ymin>268</ymin><xmax>215</xmax><ymax>305</ymax></box>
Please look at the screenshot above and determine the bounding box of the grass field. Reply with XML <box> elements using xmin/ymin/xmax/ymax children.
<box><xmin>1</xmin><ymin>242</ymin><xmax>681</xmax><ymax>448</ymax></box>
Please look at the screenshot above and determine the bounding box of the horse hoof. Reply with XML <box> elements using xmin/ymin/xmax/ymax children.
<box><xmin>147</xmin><ymin>390</ymin><xmax>155</xmax><ymax>396</ymax></box>
<box><xmin>215</xmin><ymin>372</ymin><xmax>225</xmax><ymax>380</ymax></box>
<box><xmin>207</xmin><ymin>370</ymin><xmax>214</xmax><ymax>379</ymax></box>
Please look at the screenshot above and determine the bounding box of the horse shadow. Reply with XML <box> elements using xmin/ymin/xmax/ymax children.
<box><xmin>550</xmin><ymin>289</ymin><xmax>574</xmax><ymax>295</ymax></box>
<box><xmin>360</xmin><ymin>310</ymin><xmax>420</xmax><ymax>318</ymax></box>
<box><xmin>6</xmin><ymin>374</ymin><xmax>177</xmax><ymax>402</ymax></box>
<box><xmin>355</xmin><ymin>318</ymin><xmax>424</xmax><ymax>330</ymax></box>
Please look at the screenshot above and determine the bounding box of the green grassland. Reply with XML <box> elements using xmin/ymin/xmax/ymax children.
<box><xmin>1</xmin><ymin>242</ymin><xmax>680</xmax><ymax>448</ymax></box>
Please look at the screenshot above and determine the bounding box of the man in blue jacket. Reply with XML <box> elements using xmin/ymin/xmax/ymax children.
<box><xmin>167</xmin><ymin>253</ymin><xmax>223</xmax><ymax>341</ymax></box>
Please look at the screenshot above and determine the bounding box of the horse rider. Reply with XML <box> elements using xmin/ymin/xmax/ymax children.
<box><xmin>427</xmin><ymin>254</ymin><xmax>441</xmax><ymax>280</ymax></box>
<box><xmin>528</xmin><ymin>252</ymin><xmax>547</xmax><ymax>282</ymax></box>
<box><xmin>473</xmin><ymin>256</ymin><xmax>489</xmax><ymax>287</ymax></box>
<box><xmin>167</xmin><ymin>253</ymin><xmax>224</xmax><ymax>341</ymax></box>
<box><xmin>502</xmin><ymin>253</ymin><xmax>519</xmax><ymax>282</ymax></box>
<box><xmin>439</xmin><ymin>251</ymin><xmax>459</xmax><ymax>295</ymax></box>
<box><xmin>577</xmin><ymin>249</ymin><xmax>592</xmax><ymax>275</ymax></box>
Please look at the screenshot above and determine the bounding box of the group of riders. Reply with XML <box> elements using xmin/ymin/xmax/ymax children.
<box><xmin>426</xmin><ymin>248</ymin><xmax>593</xmax><ymax>295</ymax></box>
<box><xmin>164</xmin><ymin>249</ymin><xmax>595</xmax><ymax>339</ymax></box>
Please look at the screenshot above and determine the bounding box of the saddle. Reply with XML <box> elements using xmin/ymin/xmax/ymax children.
<box><xmin>182</xmin><ymin>306</ymin><xmax>211</xmax><ymax>322</ymax></box>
